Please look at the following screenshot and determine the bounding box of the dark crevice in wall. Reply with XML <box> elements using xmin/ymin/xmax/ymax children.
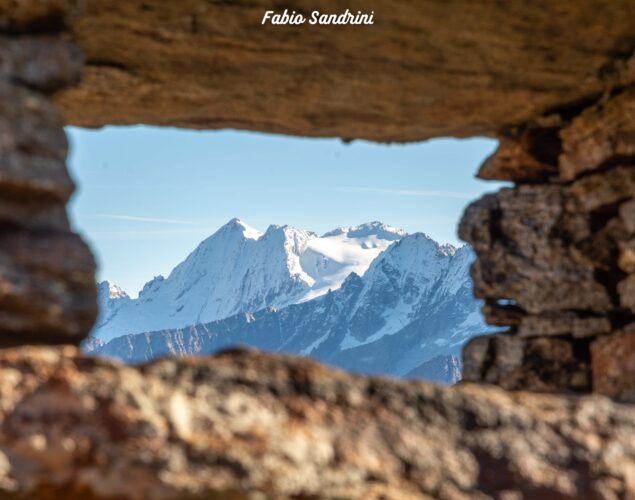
<box><xmin>0</xmin><ymin>18</ymin><xmax>67</xmax><ymax>35</ymax></box>
<box><xmin>85</xmin><ymin>59</ymin><xmax>131</xmax><ymax>73</ymax></box>
<box><xmin>525</xmin><ymin>127</ymin><xmax>562</xmax><ymax>167</ymax></box>
<box><xmin>541</xmin><ymin>94</ymin><xmax>601</xmax><ymax>123</ymax></box>
<box><xmin>561</xmin><ymin>156</ymin><xmax>635</xmax><ymax>186</ymax></box>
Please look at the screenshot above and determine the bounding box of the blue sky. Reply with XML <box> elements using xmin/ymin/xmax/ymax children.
<box><xmin>66</xmin><ymin>126</ymin><xmax>502</xmax><ymax>295</ymax></box>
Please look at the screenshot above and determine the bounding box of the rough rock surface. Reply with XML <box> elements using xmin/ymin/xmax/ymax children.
<box><xmin>0</xmin><ymin>0</ymin><xmax>632</xmax><ymax>398</ymax></box>
<box><xmin>0</xmin><ymin>0</ymin><xmax>80</xmax><ymax>33</ymax></box>
<box><xmin>462</xmin><ymin>334</ymin><xmax>592</xmax><ymax>392</ymax></box>
<box><xmin>56</xmin><ymin>0</ymin><xmax>635</xmax><ymax>141</ymax></box>
<box><xmin>0</xmin><ymin>346</ymin><xmax>632</xmax><ymax>499</ymax></box>
<box><xmin>560</xmin><ymin>88</ymin><xmax>635</xmax><ymax>181</ymax></box>
<box><xmin>477</xmin><ymin>136</ymin><xmax>558</xmax><ymax>183</ymax></box>
<box><xmin>1</xmin><ymin>1</ymin><xmax>635</xmax><ymax>497</ymax></box>
<box><xmin>0</xmin><ymin>8</ymin><xmax>96</xmax><ymax>345</ymax></box>
<box><xmin>460</xmin><ymin>89</ymin><xmax>635</xmax><ymax>398</ymax></box>
<box><xmin>458</xmin><ymin>184</ymin><xmax>614</xmax><ymax>314</ymax></box>
<box><xmin>592</xmin><ymin>327</ymin><xmax>635</xmax><ymax>403</ymax></box>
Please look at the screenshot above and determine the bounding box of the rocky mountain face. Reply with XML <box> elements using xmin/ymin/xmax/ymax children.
<box><xmin>89</xmin><ymin>228</ymin><xmax>489</xmax><ymax>381</ymax></box>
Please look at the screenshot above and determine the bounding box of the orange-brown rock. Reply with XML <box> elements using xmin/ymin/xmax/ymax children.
<box><xmin>0</xmin><ymin>346</ymin><xmax>630</xmax><ymax>499</ymax></box>
<box><xmin>55</xmin><ymin>0</ymin><xmax>635</xmax><ymax>141</ymax></box>
<box><xmin>619</xmin><ymin>239</ymin><xmax>635</xmax><ymax>273</ymax></box>
<box><xmin>592</xmin><ymin>328</ymin><xmax>635</xmax><ymax>402</ymax></box>
<box><xmin>560</xmin><ymin>89</ymin><xmax>635</xmax><ymax>181</ymax></box>
<box><xmin>477</xmin><ymin>136</ymin><xmax>557</xmax><ymax>183</ymax></box>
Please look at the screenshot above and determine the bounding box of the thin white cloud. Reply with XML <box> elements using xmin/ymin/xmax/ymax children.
<box><xmin>94</xmin><ymin>214</ymin><xmax>197</xmax><ymax>225</ymax></box>
<box><xmin>331</xmin><ymin>186</ymin><xmax>477</xmax><ymax>200</ymax></box>
<box><xmin>87</xmin><ymin>228</ymin><xmax>213</xmax><ymax>241</ymax></box>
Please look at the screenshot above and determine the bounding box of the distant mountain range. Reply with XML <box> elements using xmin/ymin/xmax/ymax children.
<box><xmin>85</xmin><ymin>220</ymin><xmax>489</xmax><ymax>383</ymax></box>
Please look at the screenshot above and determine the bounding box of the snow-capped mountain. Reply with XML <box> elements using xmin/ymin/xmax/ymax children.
<box><xmin>89</xmin><ymin>232</ymin><xmax>490</xmax><ymax>380</ymax></box>
<box><xmin>95</xmin><ymin>281</ymin><xmax>131</xmax><ymax>333</ymax></box>
<box><xmin>92</xmin><ymin>219</ymin><xmax>406</xmax><ymax>342</ymax></box>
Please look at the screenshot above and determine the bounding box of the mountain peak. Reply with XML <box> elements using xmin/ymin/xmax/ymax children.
<box><xmin>322</xmin><ymin>221</ymin><xmax>407</xmax><ymax>240</ymax></box>
<box><xmin>216</xmin><ymin>218</ymin><xmax>262</xmax><ymax>240</ymax></box>
<box><xmin>263</xmin><ymin>223</ymin><xmax>316</xmax><ymax>240</ymax></box>
<box><xmin>439</xmin><ymin>243</ymin><xmax>458</xmax><ymax>257</ymax></box>
<box><xmin>389</xmin><ymin>232</ymin><xmax>440</xmax><ymax>252</ymax></box>
<box><xmin>366</xmin><ymin>233</ymin><xmax>445</xmax><ymax>275</ymax></box>
<box><xmin>98</xmin><ymin>280</ymin><xmax>129</xmax><ymax>300</ymax></box>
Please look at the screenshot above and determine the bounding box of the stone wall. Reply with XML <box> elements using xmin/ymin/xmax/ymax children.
<box><xmin>461</xmin><ymin>85</ymin><xmax>635</xmax><ymax>402</ymax></box>
<box><xmin>45</xmin><ymin>0</ymin><xmax>635</xmax><ymax>404</ymax></box>
<box><xmin>0</xmin><ymin>1</ymin><xmax>633</xmax><ymax>497</ymax></box>
<box><xmin>0</xmin><ymin>1</ymin><xmax>96</xmax><ymax>346</ymax></box>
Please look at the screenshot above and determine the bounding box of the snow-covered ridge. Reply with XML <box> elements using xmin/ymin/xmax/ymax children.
<box><xmin>92</xmin><ymin>219</ymin><xmax>408</xmax><ymax>342</ymax></box>
<box><xmin>322</xmin><ymin>221</ymin><xmax>406</xmax><ymax>240</ymax></box>
<box><xmin>91</xmin><ymin>231</ymin><xmax>489</xmax><ymax>381</ymax></box>
<box><xmin>101</xmin><ymin>281</ymin><xmax>129</xmax><ymax>300</ymax></box>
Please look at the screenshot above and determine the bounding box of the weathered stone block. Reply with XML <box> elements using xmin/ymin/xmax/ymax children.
<box><xmin>0</xmin><ymin>152</ymin><xmax>74</xmax><ymax>201</ymax></box>
<box><xmin>478</xmin><ymin>136</ymin><xmax>557</xmax><ymax>182</ymax></box>
<box><xmin>618</xmin><ymin>274</ymin><xmax>635</xmax><ymax>313</ymax></box>
<box><xmin>560</xmin><ymin>88</ymin><xmax>635</xmax><ymax>181</ymax></box>
<box><xmin>460</xmin><ymin>186</ymin><xmax>613</xmax><ymax>315</ymax></box>
<box><xmin>462</xmin><ymin>333</ymin><xmax>591</xmax><ymax>392</ymax></box>
<box><xmin>0</xmin><ymin>82</ymin><xmax>68</xmax><ymax>163</ymax></box>
<box><xmin>572</xmin><ymin>216</ymin><xmax>630</xmax><ymax>271</ymax></box>
<box><xmin>0</xmin><ymin>37</ymin><xmax>82</xmax><ymax>92</ymax></box>
<box><xmin>0</xmin><ymin>232</ymin><xmax>96</xmax><ymax>344</ymax></box>
<box><xmin>518</xmin><ymin>314</ymin><xmax>611</xmax><ymax>338</ymax></box>
<box><xmin>0</xmin><ymin>199</ymin><xmax>69</xmax><ymax>230</ymax></box>
<box><xmin>619</xmin><ymin>239</ymin><xmax>635</xmax><ymax>273</ymax></box>
<box><xmin>592</xmin><ymin>328</ymin><xmax>635</xmax><ymax>402</ymax></box>
<box><xmin>567</xmin><ymin>165</ymin><xmax>635</xmax><ymax>213</ymax></box>
<box><xmin>50</xmin><ymin>1</ymin><xmax>635</xmax><ymax>143</ymax></box>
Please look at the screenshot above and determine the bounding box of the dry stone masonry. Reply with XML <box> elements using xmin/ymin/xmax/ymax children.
<box><xmin>0</xmin><ymin>0</ymin><xmax>96</xmax><ymax>346</ymax></box>
<box><xmin>0</xmin><ymin>0</ymin><xmax>633</xmax><ymax>497</ymax></box>
<box><xmin>461</xmin><ymin>84</ymin><xmax>635</xmax><ymax>402</ymax></box>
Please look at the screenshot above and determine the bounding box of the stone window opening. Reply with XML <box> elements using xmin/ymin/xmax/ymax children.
<box><xmin>0</xmin><ymin>1</ymin><xmax>633</xmax><ymax>498</ymax></box>
<box><xmin>67</xmin><ymin>125</ymin><xmax>501</xmax><ymax>384</ymax></box>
